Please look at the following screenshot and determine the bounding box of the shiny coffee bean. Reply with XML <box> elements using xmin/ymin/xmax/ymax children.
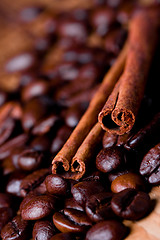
<box><xmin>85</xmin><ymin>192</ymin><xmax>116</xmax><ymax>222</ymax></box>
<box><xmin>96</xmin><ymin>146</ymin><xmax>125</xmax><ymax>173</ymax></box>
<box><xmin>64</xmin><ymin>197</ymin><xmax>84</xmax><ymax>211</ymax></box>
<box><xmin>30</xmin><ymin>135</ymin><xmax>51</xmax><ymax>152</ymax></box>
<box><xmin>140</xmin><ymin>143</ymin><xmax>160</xmax><ymax>185</ymax></box>
<box><xmin>50</xmin><ymin>125</ymin><xmax>72</xmax><ymax>155</ymax></box>
<box><xmin>18</xmin><ymin>149</ymin><xmax>43</xmax><ymax>171</ymax></box>
<box><xmin>108</xmin><ymin>169</ymin><xmax>130</xmax><ymax>182</ymax></box>
<box><xmin>20</xmin><ymin>168</ymin><xmax>49</xmax><ymax>197</ymax></box>
<box><xmin>85</xmin><ymin>220</ymin><xmax>128</xmax><ymax>240</ymax></box>
<box><xmin>11</xmin><ymin>147</ymin><xmax>26</xmax><ymax>169</ymax></box>
<box><xmin>5</xmin><ymin>52</ymin><xmax>37</xmax><ymax>73</ymax></box>
<box><xmin>90</xmin><ymin>8</ymin><xmax>117</xmax><ymax>36</ymax></box>
<box><xmin>45</xmin><ymin>174</ymin><xmax>70</xmax><ymax>196</ymax></box>
<box><xmin>0</xmin><ymin>208</ymin><xmax>14</xmax><ymax>231</ymax></box>
<box><xmin>32</xmin><ymin>114</ymin><xmax>60</xmax><ymax>135</ymax></box>
<box><xmin>32</xmin><ymin>220</ymin><xmax>57</xmax><ymax>240</ymax></box>
<box><xmin>1</xmin><ymin>215</ymin><xmax>30</xmax><ymax>240</ymax></box>
<box><xmin>6</xmin><ymin>171</ymin><xmax>26</xmax><ymax>197</ymax></box>
<box><xmin>111</xmin><ymin>188</ymin><xmax>151</xmax><ymax>220</ymax></box>
<box><xmin>53</xmin><ymin>208</ymin><xmax>92</xmax><ymax>233</ymax></box>
<box><xmin>50</xmin><ymin>232</ymin><xmax>77</xmax><ymax>240</ymax></box>
<box><xmin>21</xmin><ymin>194</ymin><xmax>60</xmax><ymax>220</ymax></box>
<box><xmin>21</xmin><ymin>80</ymin><xmax>50</xmax><ymax>102</ymax></box>
<box><xmin>57</xmin><ymin>19</ymin><xmax>88</xmax><ymax>43</ymax></box>
<box><xmin>0</xmin><ymin>117</ymin><xmax>15</xmax><ymax>146</ymax></box>
<box><xmin>71</xmin><ymin>180</ymin><xmax>104</xmax><ymax>208</ymax></box>
<box><xmin>102</xmin><ymin>132</ymin><xmax>117</xmax><ymax>149</ymax></box>
<box><xmin>22</xmin><ymin>96</ymin><xmax>53</xmax><ymax>131</ymax></box>
<box><xmin>111</xmin><ymin>172</ymin><xmax>146</xmax><ymax>193</ymax></box>
<box><xmin>0</xmin><ymin>134</ymin><xmax>28</xmax><ymax>160</ymax></box>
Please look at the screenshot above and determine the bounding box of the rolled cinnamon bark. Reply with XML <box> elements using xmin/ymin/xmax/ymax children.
<box><xmin>52</xmin><ymin>42</ymin><xmax>128</xmax><ymax>176</ymax></box>
<box><xmin>98</xmin><ymin>9</ymin><xmax>160</xmax><ymax>135</ymax></box>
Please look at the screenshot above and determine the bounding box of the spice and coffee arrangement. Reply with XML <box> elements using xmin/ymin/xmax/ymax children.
<box><xmin>0</xmin><ymin>0</ymin><xmax>160</xmax><ymax>239</ymax></box>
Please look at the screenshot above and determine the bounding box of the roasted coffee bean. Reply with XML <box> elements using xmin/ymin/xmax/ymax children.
<box><xmin>0</xmin><ymin>134</ymin><xmax>28</xmax><ymax>160</ymax></box>
<box><xmin>0</xmin><ymin>193</ymin><xmax>12</xmax><ymax>208</ymax></box>
<box><xmin>57</xmin><ymin>19</ymin><xmax>88</xmax><ymax>43</ymax></box>
<box><xmin>32</xmin><ymin>220</ymin><xmax>57</xmax><ymax>240</ymax></box>
<box><xmin>125</xmin><ymin>112</ymin><xmax>160</xmax><ymax>153</ymax></box>
<box><xmin>102</xmin><ymin>132</ymin><xmax>117</xmax><ymax>149</ymax></box>
<box><xmin>85</xmin><ymin>220</ymin><xmax>128</xmax><ymax>240</ymax></box>
<box><xmin>1</xmin><ymin>215</ymin><xmax>30</xmax><ymax>240</ymax></box>
<box><xmin>50</xmin><ymin>125</ymin><xmax>72</xmax><ymax>155</ymax></box>
<box><xmin>50</xmin><ymin>232</ymin><xmax>77</xmax><ymax>240</ymax></box>
<box><xmin>111</xmin><ymin>188</ymin><xmax>151</xmax><ymax>220</ymax></box>
<box><xmin>111</xmin><ymin>172</ymin><xmax>146</xmax><ymax>193</ymax></box>
<box><xmin>85</xmin><ymin>192</ymin><xmax>116</xmax><ymax>222</ymax></box>
<box><xmin>0</xmin><ymin>208</ymin><xmax>14</xmax><ymax>231</ymax></box>
<box><xmin>19</xmin><ymin>6</ymin><xmax>44</xmax><ymax>22</ymax></box>
<box><xmin>56</xmin><ymin>62</ymin><xmax>80</xmax><ymax>82</ymax></box>
<box><xmin>64</xmin><ymin>198</ymin><xmax>84</xmax><ymax>211</ymax></box>
<box><xmin>30</xmin><ymin>135</ymin><xmax>51</xmax><ymax>152</ymax></box>
<box><xmin>6</xmin><ymin>171</ymin><xmax>26</xmax><ymax>197</ymax></box>
<box><xmin>2</xmin><ymin>157</ymin><xmax>16</xmax><ymax>176</ymax></box>
<box><xmin>90</xmin><ymin>8</ymin><xmax>117</xmax><ymax>36</ymax></box>
<box><xmin>17</xmin><ymin>149</ymin><xmax>43</xmax><ymax>171</ymax></box>
<box><xmin>22</xmin><ymin>96</ymin><xmax>53</xmax><ymax>131</ymax></box>
<box><xmin>108</xmin><ymin>169</ymin><xmax>130</xmax><ymax>182</ymax></box>
<box><xmin>5</xmin><ymin>52</ymin><xmax>37</xmax><ymax>73</ymax></box>
<box><xmin>140</xmin><ymin>143</ymin><xmax>160</xmax><ymax>185</ymax></box>
<box><xmin>0</xmin><ymin>117</ymin><xmax>15</xmax><ymax>146</ymax></box>
<box><xmin>20</xmin><ymin>168</ymin><xmax>49</xmax><ymax>197</ymax></box>
<box><xmin>32</xmin><ymin>114</ymin><xmax>60</xmax><ymax>135</ymax></box>
<box><xmin>21</xmin><ymin>194</ymin><xmax>60</xmax><ymax>220</ymax></box>
<box><xmin>45</xmin><ymin>174</ymin><xmax>70</xmax><ymax>196</ymax></box>
<box><xmin>21</xmin><ymin>80</ymin><xmax>50</xmax><ymax>102</ymax></box>
<box><xmin>53</xmin><ymin>208</ymin><xmax>92</xmax><ymax>233</ymax></box>
<box><xmin>71</xmin><ymin>180</ymin><xmax>104</xmax><ymax>207</ymax></box>
<box><xmin>11</xmin><ymin>147</ymin><xmax>26</xmax><ymax>169</ymax></box>
<box><xmin>96</xmin><ymin>146</ymin><xmax>126</xmax><ymax>173</ymax></box>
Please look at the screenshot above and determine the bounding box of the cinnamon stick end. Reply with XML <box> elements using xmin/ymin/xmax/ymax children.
<box><xmin>71</xmin><ymin>159</ymin><xmax>86</xmax><ymax>180</ymax></box>
<box><xmin>52</xmin><ymin>156</ymin><xmax>70</xmax><ymax>175</ymax></box>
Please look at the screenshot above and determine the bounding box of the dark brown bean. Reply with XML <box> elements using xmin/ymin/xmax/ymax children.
<box><xmin>64</xmin><ymin>198</ymin><xmax>84</xmax><ymax>212</ymax></box>
<box><xmin>102</xmin><ymin>132</ymin><xmax>117</xmax><ymax>149</ymax></box>
<box><xmin>1</xmin><ymin>215</ymin><xmax>30</xmax><ymax>240</ymax></box>
<box><xmin>111</xmin><ymin>172</ymin><xmax>146</xmax><ymax>193</ymax></box>
<box><xmin>71</xmin><ymin>180</ymin><xmax>104</xmax><ymax>208</ymax></box>
<box><xmin>96</xmin><ymin>146</ymin><xmax>126</xmax><ymax>173</ymax></box>
<box><xmin>21</xmin><ymin>80</ymin><xmax>50</xmax><ymax>102</ymax></box>
<box><xmin>32</xmin><ymin>220</ymin><xmax>57</xmax><ymax>240</ymax></box>
<box><xmin>50</xmin><ymin>232</ymin><xmax>77</xmax><ymax>240</ymax></box>
<box><xmin>6</xmin><ymin>171</ymin><xmax>26</xmax><ymax>197</ymax></box>
<box><xmin>20</xmin><ymin>168</ymin><xmax>49</xmax><ymax>197</ymax></box>
<box><xmin>21</xmin><ymin>194</ymin><xmax>60</xmax><ymax>220</ymax></box>
<box><xmin>111</xmin><ymin>188</ymin><xmax>151</xmax><ymax>220</ymax></box>
<box><xmin>45</xmin><ymin>174</ymin><xmax>70</xmax><ymax>196</ymax></box>
<box><xmin>30</xmin><ymin>135</ymin><xmax>51</xmax><ymax>152</ymax></box>
<box><xmin>18</xmin><ymin>149</ymin><xmax>43</xmax><ymax>171</ymax></box>
<box><xmin>53</xmin><ymin>208</ymin><xmax>92</xmax><ymax>233</ymax></box>
<box><xmin>0</xmin><ymin>117</ymin><xmax>15</xmax><ymax>146</ymax></box>
<box><xmin>85</xmin><ymin>192</ymin><xmax>116</xmax><ymax>222</ymax></box>
<box><xmin>140</xmin><ymin>143</ymin><xmax>160</xmax><ymax>185</ymax></box>
<box><xmin>0</xmin><ymin>208</ymin><xmax>14</xmax><ymax>231</ymax></box>
<box><xmin>0</xmin><ymin>193</ymin><xmax>12</xmax><ymax>208</ymax></box>
<box><xmin>85</xmin><ymin>220</ymin><xmax>128</xmax><ymax>240</ymax></box>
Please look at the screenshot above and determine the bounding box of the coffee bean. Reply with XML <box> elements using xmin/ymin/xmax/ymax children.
<box><xmin>1</xmin><ymin>215</ymin><xmax>30</xmax><ymax>240</ymax></box>
<box><xmin>71</xmin><ymin>180</ymin><xmax>104</xmax><ymax>208</ymax></box>
<box><xmin>32</xmin><ymin>220</ymin><xmax>57</xmax><ymax>240</ymax></box>
<box><xmin>0</xmin><ymin>208</ymin><xmax>14</xmax><ymax>231</ymax></box>
<box><xmin>45</xmin><ymin>174</ymin><xmax>70</xmax><ymax>196</ymax></box>
<box><xmin>0</xmin><ymin>117</ymin><xmax>15</xmax><ymax>146</ymax></box>
<box><xmin>17</xmin><ymin>149</ymin><xmax>43</xmax><ymax>171</ymax></box>
<box><xmin>0</xmin><ymin>193</ymin><xmax>12</xmax><ymax>208</ymax></box>
<box><xmin>111</xmin><ymin>188</ymin><xmax>151</xmax><ymax>220</ymax></box>
<box><xmin>140</xmin><ymin>143</ymin><xmax>160</xmax><ymax>185</ymax></box>
<box><xmin>53</xmin><ymin>208</ymin><xmax>92</xmax><ymax>233</ymax></box>
<box><xmin>64</xmin><ymin>198</ymin><xmax>84</xmax><ymax>212</ymax></box>
<box><xmin>111</xmin><ymin>172</ymin><xmax>146</xmax><ymax>193</ymax></box>
<box><xmin>30</xmin><ymin>135</ymin><xmax>51</xmax><ymax>152</ymax></box>
<box><xmin>108</xmin><ymin>169</ymin><xmax>129</xmax><ymax>182</ymax></box>
<box><xmin>85</xmin><ymin>192</ymin><xmax>116</xmax><ymax>222</ymax></box>
<box><xmin>21</xmin><ymin>80</ymin><xmax>50</xmax><ymax>102</ymax></box>
<box><xmin>96</xmin><ymin>146</ymin><xmax>126</xmax><ymax>173</ymax></box>
<box><xmin>20</xmin><ymin>168</ymin><xmax>49</xmax><ymax>197</ymax></box>
<box><xmin>50</xmin><ymin>232</ymin><xmax>77</xmax><ymax>240</ymax></box>
<box><xmin>6</xmin><ymin>171</ymin><xmax>26</xmax><ymax>197</ymax></box>
<box><xmin>102</xmin><ymin>132</ymin><xmax>117</xmax><ymax>149</ymax></box>
<box><xmin>85</xmin><ymin>220</ymin><xmax>128</xmax><ymax>240</ymax></box>
<box><xmin>21</xmin><ymin>194</ymin><xmax>60</xmax><ymax>220</ymax></box>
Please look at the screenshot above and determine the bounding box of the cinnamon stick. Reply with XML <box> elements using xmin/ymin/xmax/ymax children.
<box><xmin>98</xmin><ymin>9</ymin><xmax>160</xmax><ymax>135</ymax></box>
<box><xmin>52</xmin><ymin>42</ymin><xmax>128</xmax><ymax>176</ymax></box>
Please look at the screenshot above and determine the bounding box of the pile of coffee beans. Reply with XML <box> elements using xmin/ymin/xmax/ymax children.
<box><xmin>0</xmin><ymin>0</ymin><xmax>160</xmax><ymax>239</ymax></box>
